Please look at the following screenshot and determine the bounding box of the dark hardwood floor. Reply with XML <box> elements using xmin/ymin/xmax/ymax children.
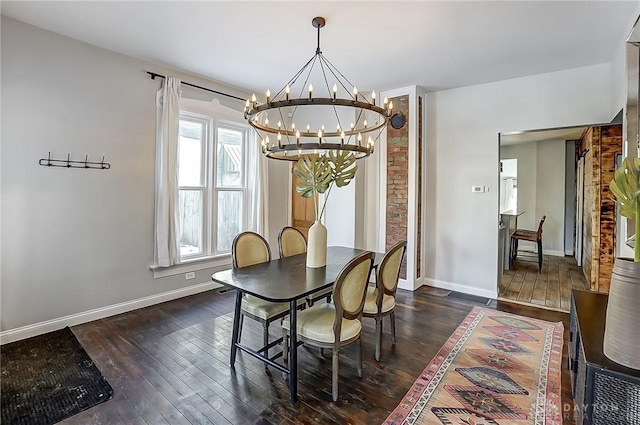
<box><xmin>59</xmin><ymin>286</ymin><xmax>574</xmax><ymax>424</ymax></box>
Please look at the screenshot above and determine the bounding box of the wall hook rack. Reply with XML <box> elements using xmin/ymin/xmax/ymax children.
<box><xmin>38</xmin><ymin>152</ymin><xmax>111</xmax><ymax>170</ymax></box>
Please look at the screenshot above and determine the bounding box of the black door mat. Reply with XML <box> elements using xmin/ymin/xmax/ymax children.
<box><xmin>1</xmin><ymin>327</ymin><xmax>113</xmax><ymax>425</ymax></box>
<box><xmin>448</xmin><ymin>290</ymin><xmax>492</xmax><ymax>305</ymax></box>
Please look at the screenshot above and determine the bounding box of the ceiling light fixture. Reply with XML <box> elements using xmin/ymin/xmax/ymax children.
<box><xmin>244</xmin><ymin>16</ymin><xmax>392</xmax><ymax>161</ymax></box>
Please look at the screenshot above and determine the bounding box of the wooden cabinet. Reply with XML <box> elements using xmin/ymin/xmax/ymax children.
<box><xmin>568</xmin><ymin>290</ymin><xmax>640</xmax><ymax>424</ymax></box>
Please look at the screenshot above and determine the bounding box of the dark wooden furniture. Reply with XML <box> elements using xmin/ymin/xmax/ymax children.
<box><xmin>511</xmin><ymin>215</ymin><xmax>546</xmax><ymax>272</ymax></box>
<box><xmin>568</xmin><ymin>289</ymin><xmax>640</xmax><ymax>424</ymax></box>
<box><xmin>211</xmin><ymin>246</ymin><xmax>381</xmax><ymax>403</ymax></box>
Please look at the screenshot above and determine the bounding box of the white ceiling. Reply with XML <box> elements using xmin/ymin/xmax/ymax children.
<box><xmin>1</xmin><ymin>1</ymin><xmax>638</xmax><ymax>94</ymax></box>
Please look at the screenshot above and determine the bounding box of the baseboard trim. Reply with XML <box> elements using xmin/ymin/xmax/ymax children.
<box><xmin>424</xmin><ymin>278</ymin><xmax>498</xmax><ymax>299</ymax></box>
<box><xmin>545</xmin><ymin>249</ymin><xmax>565</xmax><ymax>257</ymax></box>
<box><xmin>0</xmin><ymin>281</ymin><xmax>222</xmax><ymax>345</ymax></box>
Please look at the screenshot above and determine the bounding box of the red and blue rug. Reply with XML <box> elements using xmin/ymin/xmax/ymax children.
<box><xmin>385</xmin><ymin>307</ymin><xmax>564</xmax><ymax>424</ymax></box>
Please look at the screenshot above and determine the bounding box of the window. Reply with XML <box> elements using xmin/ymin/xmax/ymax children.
<box><xmin>178</xmin><ymin>110</ymin><xmax>249</xmax><ymax>261</ymax></box>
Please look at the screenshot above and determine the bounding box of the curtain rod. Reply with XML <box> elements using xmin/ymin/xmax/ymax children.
<box><xmin>146</xmin><ymin>71</ymin><xmax>246</xmax><ymax>102</ymax></box>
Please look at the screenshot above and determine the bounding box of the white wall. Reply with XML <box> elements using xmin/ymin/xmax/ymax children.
<box><xmin>501</xmin><ymin>140</ymin><xmax>568</xmax><ymax>256</ymax></box>
<box><xmin>535</xmin><ymin>140</ymin><xmax>566</xmax><ymax>255</ymax></box>
<box><xmin>427</xmin><ymin>64</ymin><xmax>612</xmax><ymax>298</ymax></box>
<box><xmin>0</xmin><ymin>17</ymin><xmax>290</xmax><ymax>335</ymax></box>
<box><xmin>611</xmin><ymin>6</ymin><xmax>640</xmax><ymax>118</ymax></box>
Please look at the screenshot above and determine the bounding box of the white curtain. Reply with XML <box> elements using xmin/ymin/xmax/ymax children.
<box><xmin>154</xmin><ymin>77</ymin><xmax>181</xmax><ymax>267</ymax></box>
<box><xmin>247</xmin><ymin>130</ymin><xmax>269</xmax><ymax>236</ymax></box>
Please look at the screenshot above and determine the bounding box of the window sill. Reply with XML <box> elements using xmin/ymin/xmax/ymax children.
<box><xmin>151</xmin><ymin>254</ymin><xmax>232</xmax><ymax>279</ymax></box>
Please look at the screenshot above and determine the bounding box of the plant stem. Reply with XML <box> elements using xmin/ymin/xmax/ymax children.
<box><xmin>635</xmin><ymin>198</ymin><xmax>640</xmax><ymax>262</ymax></box>
<box><xmin>319</xmin><ymin>183</ymin><xmax>333</xmax><ymax>221</ymax></box>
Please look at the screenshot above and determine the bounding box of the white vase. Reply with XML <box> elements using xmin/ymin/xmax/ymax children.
<box><xmin>306</xmin><ymin>220</ymin><xmax>327</xmax><ymax>268</ymax></box>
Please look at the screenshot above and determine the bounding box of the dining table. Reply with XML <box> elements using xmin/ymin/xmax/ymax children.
<box><xmin>211</xmin><ymin>246</ymin><xmax>382</xmax><ymax>403</ymax></box>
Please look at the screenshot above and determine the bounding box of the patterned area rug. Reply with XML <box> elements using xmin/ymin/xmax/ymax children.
<box><xmin>385</xmin><ymin>307</ymin><xmax>563</xmax><ymax>425</ymax></box>
<box><xmin>1</xmin><ymin>327</ymin><xmax>113</xmax><ymax>425</ymax></box>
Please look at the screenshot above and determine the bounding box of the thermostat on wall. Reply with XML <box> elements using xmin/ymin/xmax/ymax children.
<box><xmin>472</xmin><ymin>186</ymin><xmax>489</xmax><ymax>193</ymax></box>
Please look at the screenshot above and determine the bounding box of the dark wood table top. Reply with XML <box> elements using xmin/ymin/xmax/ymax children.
<box><xmin>572</xmin><ymin>289</ymin><xmax>640</xmax><ymax>378</ymax></box>
<box><xmin>211</xmin><ymin>246</ymin><xmax>380</xmax><ymax>302</ymax></box>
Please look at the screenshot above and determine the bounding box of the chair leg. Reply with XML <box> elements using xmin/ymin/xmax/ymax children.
<box><xmin>537</xmin><ymin>239</ymin><xmax>543</xmax><ymax>273</ymax></box>
<box><xmin>263</xmin><ymin>323</ymin><xmax>270</xmax><ymax>359</ymax></box>
<box><xmin>356</xmin><ymin>339</ymin><xmax>363</xmax><ymax>377</ymax></box>
<box><xmin>282</xmin><ymin>329</ymin><xmax>289</xmax><ymax>363</ymax></box>
<box><xmin>332</xmin><ymin>348</ymin><xmax>340</xmax><ymax>401</ymax></box>
<box><xmin>238</xmin><ymin>314</ymin><xmax>244</xmax><ymax>343</ymax></box>
<box><xmin>390</xmin><ymin>312</ymin><xmax>397</xmax><ymax>345</ymax></box>
<box><xmin>374</xmin><ymin>317</ymin><xmax>382</xmax><ymax>362</ymax></box>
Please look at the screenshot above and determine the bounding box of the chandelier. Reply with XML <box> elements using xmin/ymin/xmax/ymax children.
<box><xmin>244</xmin><ymin>17</ymin><xmax>393</xmax><ymax>161</ymax></box>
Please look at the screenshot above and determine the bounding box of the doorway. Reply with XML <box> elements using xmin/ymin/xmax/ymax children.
<box><xmin>498</xmin><ymin>125</ymin><xmax>591</xmax><ymax>311</ymax></box>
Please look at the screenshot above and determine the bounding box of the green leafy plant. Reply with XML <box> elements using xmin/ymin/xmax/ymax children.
<box><xmin>610</xmin><ymin>157</ymin><xmax>640</xmax><ymax>261</ymax></box>
<box><xmin>293</xmin><ymin>150</ymin><xmax>358</xmax><ymax>221</ymax></box>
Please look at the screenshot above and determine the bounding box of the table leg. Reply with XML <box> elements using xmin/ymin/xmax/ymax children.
<box><xmin>230</xmin><ymin>290</ymin><xmax>242</xmax><ymax>368</ymax></box>
<box><xmin>288</xmin><ymin>300</ymin><xmax>298</xmax><ymax>403</ymax></box>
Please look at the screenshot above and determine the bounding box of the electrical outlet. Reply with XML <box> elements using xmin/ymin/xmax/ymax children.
<box><xmin>472</xmin><ymin>185</ymin><xmax>484</xmax><ymax>193</ymax></box>
<box><xmin>185</xmin><ymin>272</ymin><xmax>195</xmax><ymax>280</ymax></box>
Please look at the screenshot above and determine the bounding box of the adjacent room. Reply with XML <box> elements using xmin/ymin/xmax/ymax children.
<box><xmin>2</xmin><ymin>2</ymin><xmax>640</xmax><ymax>424</ymax></box>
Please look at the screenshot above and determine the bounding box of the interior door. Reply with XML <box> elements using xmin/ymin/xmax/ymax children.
<box><xmin>576</xmin><ymin>157</ymin><xmax>584</xmax><ymax>266</ymax></box>
<box><xmin>291</xmin><ymin>165</ymin><xmax>315</xmax><ymax>238</ymax></box>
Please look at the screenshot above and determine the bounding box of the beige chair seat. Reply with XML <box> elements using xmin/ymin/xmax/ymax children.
<box><xmin>242</xmin><ymin>295</ymin><xmax>305</xmax><ymax>320</ymax></box>
<box><xmin>241</xmin><ymin>295</ymin><xmax>289</xmax><ymax>320</ymax></box>
<box><xmin>363</xmin><ymin>287</ymin><xmax>395</xmax><ymax>314</ymax></box>
<box><xmin>282</xmin><ymin>303</ymin><xmax>362</xmax><ymax>343</ymax></box>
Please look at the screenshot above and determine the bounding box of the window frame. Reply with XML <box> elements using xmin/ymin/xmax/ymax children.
<box><xmin>177</xmin><ymin>108</ymin><xmax>250</xmax><ymax>262</ymax></box>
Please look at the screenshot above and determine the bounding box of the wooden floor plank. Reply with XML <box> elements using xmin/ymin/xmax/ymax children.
<box><xmin>502</xmin><ymin>255</ymin><xmax>589</xmax><ymax>312</ymax></box>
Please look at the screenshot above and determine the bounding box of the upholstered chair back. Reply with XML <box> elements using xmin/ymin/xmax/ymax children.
<box><xmin>379</xmin><ymin>241</ymin><xmax>407</xmax><ymax>295</ymax></box>
<box><xmin>334</xmin><ymin>251</ymin><xmax>375</xmax><ymax>320</ymax></box>
<box><xmin>232</xmin><ymin>232</ymin><xmax>271</xmax><ymax>269</ymax></box>
<box><xmin>278</xmin><ymin>227</ymin><xmax>307</xmax><ymax>258</ymax></box>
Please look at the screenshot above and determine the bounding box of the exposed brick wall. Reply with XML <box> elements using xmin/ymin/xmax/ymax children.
<box><xmin>386</xmin><ymin>95</ymin><xmax>409</xmax><ymax>280</ymax></box>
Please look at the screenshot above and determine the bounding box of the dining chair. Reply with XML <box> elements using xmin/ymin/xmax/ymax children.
<box><xmin>510</xmin><ymin>215</ymin><xmax>546</xmax><ymax>273</ymax></box>
<box><xmin>278</xmin><ymin>226</ymin><xmax>332</xmax><ymax>307</ymax></box>
<box><xmin>362</xmin><ymin>240</ymin><xmax>407</xmax><ymax>361</ymax></box>
<box><xmin>232</xmin><ymin>231</ymin><xmax>293</xmax><ymax>358</ymax></box>
<box><xmin>282</xmin><ymin>251</ymin><xmax>375</xmax><ymax>401</ymax></box>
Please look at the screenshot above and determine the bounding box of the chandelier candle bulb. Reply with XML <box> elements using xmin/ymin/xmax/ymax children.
<box><xmin>318</xmin><ymin>129</ymin><xmax>323</xmax><ymax>143</ymax></box>
<box><xmin>277</xmin><ymin>132</ymin><xmax>282</xmax><ymax>148</ymax></box>
<box><xmin>364</xmin><ymin>119</ymin><xmax>368</xmax><ymax>128</ymax></box>
<box><xmin>266</xmin><ymin>89</ymin><xmax>271</xmax><ymax>103</ymax></box>
<box><xmin>341</xmin><ymin>131</ymin><xmax>345</xmax><ymax>145</ymax></box>
<box><xmin>296</xmin><ymin>130</ymin><xmax>300</xmax><ymax>146</ymax></box>
<box><xmin>332</xmin><ymin>84</ymin><xmax>337</xmax><ymax>100</ymax></box>
<box><xmin>388</xmin><ymin>101</ymin><xmax>393</xmax><ymax>112</ymax></box>
<box><xmin>307</xmin><ymin>124</ymin><xmax>311</xmax><ymax>132</ymax></box>
<box><xmin>285</xmin><ymin>85</ymin><xmax>290</xmax><ymax>101</ymax></box>
<box><xmin>353</xmin><ymin>87</ymin><xmax>358</xmax><ymax>101</ymax></box>
<box><xmin>384</xmin><ymin>96</ymin><xmax>388</xmax><ymax>106</ymax></box>
<box><xmin>358</xmin><ymin>132</ymin><xmax>362</xmax><ymax>146</ymax></box>
<box><xmin>251</xmin><ymin>93</ymin><xmax>257</xmax><ymax>107</ymax></box>
<box><xmin>265</xmin><ymin>118</ymin><xmax>269</xmax><ymax>126</ymax></box>
<box><xmin>308</xmin><ymin>84</ymin><xmax>313</xmax><ymax>100</ymax></box>
<box><xmin>277</xmin><ymin>121</ymin><xmax>281</xmax><ymax>129</ymax></box>
<box><xmin>371</xmin><ymin>91</ymin><xmax>376</xmax><ymax>106</ymax></box>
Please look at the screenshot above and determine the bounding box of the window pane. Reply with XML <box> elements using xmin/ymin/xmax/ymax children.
<box><xmin>217</xmin><ymin>191</ymin><xmax>242</xmax><ymax>251</ymax></box>
<box><xmin>217</xmin><ymin>128</ymin><xmax>243</xmax><ymax>187</ymax></box>
<box><xmin>179</xmin><ymin>120</ymin><xmax>203</xmax><ymax>186</ymax></box>
<box><xmin>179</xmin><ymin>189</ymin><xmax>203</xmax><ymax>257</ymax></box>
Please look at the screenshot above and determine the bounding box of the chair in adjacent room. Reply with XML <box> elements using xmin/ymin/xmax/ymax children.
<box><xmin>362</xmin><ymin>240</ymin><xmax>407</xmax><ymax>361</ymax></box>
<box><xmin>510</xmin><ymin>215</ymin><xmax>546</xmax><ymax>273</ymax></box>
<box><xmin>232</xmin><ymin>231</ymin><xmax>291</xmax><ymax>358</ymax></box>
<box><xmin>278</xmin><ymin>226</ymin><xmax>332</xmax><ymax>307</ymax></box>
<box><xmin>282</xmin><ymin>251</ymin><xmax>375</xmax><ymax>401</ymax></box>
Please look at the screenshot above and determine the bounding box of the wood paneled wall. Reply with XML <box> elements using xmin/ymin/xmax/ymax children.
<box><xmin>579</xmin><ymin>125</ymin><xmax>622</xmax><ymax>292</ymax></box>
